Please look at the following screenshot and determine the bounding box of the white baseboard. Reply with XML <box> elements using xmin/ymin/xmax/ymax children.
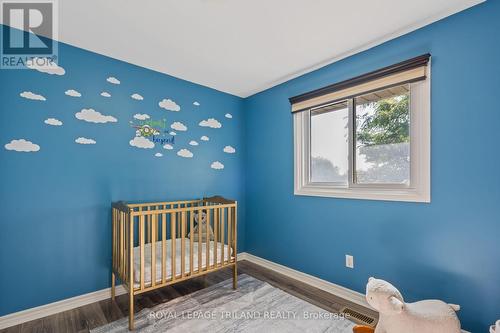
<box><xmin>0</xmin><ymin>252</ymin><xmax>470</xmax><ymax>333</ymax></box>
<box><xmin>0</xmin><ymin>285</ymin><xmax>127</xmax><ymax>330</ymax></box>
<box><xmin>237</xmin><ymin>252</ymin><xmax>370</xmax><ymax>309</ymax></box>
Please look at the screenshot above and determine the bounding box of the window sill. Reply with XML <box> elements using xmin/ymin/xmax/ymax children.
<box><xmin>294</xmin><ymin>185</ymin><xmax>430</xmax><ymax>203</ymax></box>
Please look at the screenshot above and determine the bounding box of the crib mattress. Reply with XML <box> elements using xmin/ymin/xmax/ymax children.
<box><xmin>132</xmin><ymin>238</ymin><xmax>232</xmax><ymax>287</ymax></box>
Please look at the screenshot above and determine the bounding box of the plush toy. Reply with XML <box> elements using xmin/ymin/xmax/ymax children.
<box><xmin>491</xmin><ymin>320</ymin><xmax>500</xmax><ymax>333</ymax></box>
<box><xmin>365</xmin><ymin>277</ymin><xmax>461</xmax><ymax>333</ymax></box>
<box><xmin>194</xmin><ymin>210</ymin><xmax>207</xmax><ymax>225</ymax></box>
<box><xmin>188</xmin><ymin>210</ymin><xmax>214</xmax><ymax>242</ymax></box>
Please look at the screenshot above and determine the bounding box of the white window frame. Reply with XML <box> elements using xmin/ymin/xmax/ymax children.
<box><xmin>294</xmin><ymin>65</ymin><xmax>431</xmax><ymax>202</ymax></box>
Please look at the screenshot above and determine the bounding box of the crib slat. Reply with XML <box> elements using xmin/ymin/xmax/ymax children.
<box><xmin>233</xmin><ymin>205</ymin><xmax>237</xmax><ymax>262</ymax></box>
<box><xmin>171</xmin><ymin>213</ymin><xmax>176</xmax><ymax>281</ymax></box>
<box><xmin>117</xmin><ymin>211</ymin><xmax>125</xmax><ymax>279</ymax></box>
<box><xmin>115</xmin><ymin>209</ymin><xmax>118</xmax><ymax>272</ymax></box>
<box><xmin>198</xmin><ymin>208</ymin><xmax>202</xmax><ymax>272</ymax></box>
<box><xmin>112</xmin><ymin>209</ymin><xmax>116</xmax><ymax>273</ymax></box>
<box><xmin>129</xmin><ymin>214</ymin><xmax>134</xmax><ymax>289</ymax></box>
<box><xmin>117</xmin><ymin>210</ymin><xmax>120</xmax><ymax>273</ymax></box>
<box><xmin>120</xmin><ymin>211</ymin><xmax>124</xmax><ymax>281</ymax></box>
<box><xmin>116</xmin><ymin>210</ymin><xmax>120</xmax><ymax>273</ymax></box>
<box><xmin>162</xmin><ymin>213</ymin><xmax>166</xmax><ymax>284</ymax></box>
<box><xmin>213</xmin><ymin>208</ymin><xmax>217</xmax><ymax>268</ymax></box>
<box><xmin>140</xmin><ymin>215</ymin><xmax>145</xmax><ymax>290</ymax></box>
<box><xmin>118</xmin><ymin>212</ymin><xmax>122</xmax><ymax>279</ymax></box>
<box><xmin>118</xmin><ymin>209</ymin><xmax>121</xmax><ymax>272</ymax></box>
<box><xmin>205</xmin><ymin>208</ymin><xmax>210</xmax><ymax>271</ymax></box>
<box><xmin>124</xmin><ymin>212</ymin><xmax>127</xmax><ymax>277</ymax></box>
<box><xmin>151</xmin><ymin>214</ymin><xmax>156</xmax><ymax>287</ymax></box>
<box><xmin>146</xmin><ymin>206</ymin><xmax>151</xmax><ymax>244</ymax></box>
<box><xmin>227</xmin><ymin>207</ymin><xmax>232</xmax><ymax>264</ymax></box>
<box><xmin>176</xmin><ymin>205</ymin><xmax>181</xmax><ymax>238</ymax></box>
<box><xmin>181</xmin><ymin>212</ymin><xmax>186</xmax><ymax>277</ymax></box>
<box><xmin>220</xmin><ymin>207</ymin><xmax>225</xmax><ymax>266</ymax></box>
<box><xmin>189</xmin><ymin>211</ymin><xmax>194</xmax><ymax>276</ymax></box>
<box><xmin>124</xmin><ymin>213</ymin><xmax>127</xmax><ymax>284</ymax></box>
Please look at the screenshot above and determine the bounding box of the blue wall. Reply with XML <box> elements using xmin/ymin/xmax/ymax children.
<box><xmin>0</xmin><ymin>27</ymin><xmax>245</xmax><ymax>316</ymax></box>
<box><xmin>243</xmin><ymin>1</ymin><xmax>499</xmax><ymax>332</ymax></box>
<box><xmin>2</xmin><ymin>2</ymin><xmax>500</xmax><ymax>332</ymax></box>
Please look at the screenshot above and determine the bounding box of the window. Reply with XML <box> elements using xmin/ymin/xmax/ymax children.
<box><xmin>292</xmin><ymin>55</ymin><xmax>430</xmax><ymax>202</ymax></box>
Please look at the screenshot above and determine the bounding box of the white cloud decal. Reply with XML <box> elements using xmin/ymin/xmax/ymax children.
<box><xmin>177</xmin><ymin>149</ymin><xmax>193</xmax><ymax>158</ymax></box>
<box><xmin>189</xmin><ymin>140</ymin><xmax>199</xmax><ymax>146</ymax></box>
<box><xmin>44</xmin><ymin>118</ymin><xmax>63</xmax><ymax>126</ymax></box>
<box><xmin>75</xmin><ymin>137</ymin><xmax>96</xmax><ymax>145</ymax></box>
<box><xmin>225</xmin><ymin>113</ymin><xmax>233</xmax><ymax>119</ymax></box>
<box><xmin>199</xmin><ymin>118</ymin><xmax>222</xmax><ymax>128</ymax></box>
<box><xmin>26</xmin><ymin>58</ymin><xmax>65</xmax><ymax>75</ymax></box>
<box><xmin>200</xmin><ymin>136</ymin><xmax>209</xmax><ymax>141</ymax></box>
<box><xmin>159</xmin><ymin>98</ymin><xmax>180</xmax><ymax>111</ymax></box>
<box><xmin>193</xmin><ymin>101</ymin><xmax>200</xmax><ymax>106</ymax></box>
<box><xmin>5</xmin><ymin>139</ymin><xmax>40</xmax><ymax>152</ymax></box>
<box><xmin>130</xmin><ymin>136</ymin><xmax>154</xmax><ymax>149</ymax></box>
<box><xmin>131</xmin><ymin>93</ymin><xmax>143</xmax><ymax>100</ymax></box>
<box><xmin>101</xmin><ymin>92</ymin><xmax>111</xmax><ymax>97</ymax></box>
<box><xmin>20</xmin><ymin>91</ymin><xmax>46</xmax><ymax>101</ymax></box>
<box><xmin>65</xmin><ymin>89</ymin><xmax>81</xmax><ymax>97</ymax></box>
<box><xmin>211</xmin><ymin>161</ymin><xmax>224</xmax><ymax>170</ymax></box>
<box><xmin>133</xmin><ymin>113</ymin><xmax>150</xmax><ymax>120</ymax></box>
<box><xmin>107</xmin><ymin>77</ymin><xmax>120</xmax><ymax>84</ymax></box>
<box><xmin>169</xmin><ymin>131</ymin><xmax>177</xmax><ymax>136</ymax></box>
<box><xmin>75</xmin><ymin>108</ymin><xmax>117</xmax><ymax>123</ymax></box>
<box><xmin>171</xmin><ymin>121</ymin><xmax>187</xmax><ymax>131</ymax></box>
<box><xmin>163</xmin><ymin>144</ymin><xmax>173</xmax><ymax>150</ymax></box>
<box><xmin>155</xmin><ymin>153</ymin><xmax>163</xmax><ymax>157</ymax></box>
<box><xmin>223</xmin><ymin>145</ymin><xmax>236</xmax><ymax>154</ymax></box>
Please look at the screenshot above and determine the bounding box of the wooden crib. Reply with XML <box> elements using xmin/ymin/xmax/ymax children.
<box><xmin>111</xmin><ymin>196</ymin><xmax>238</xmax><ymax>330</ymax></box>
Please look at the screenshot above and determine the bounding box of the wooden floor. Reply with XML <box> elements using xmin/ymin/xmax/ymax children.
<box><xmin>1</xmin><ymin>260</ymin><xmax>377</xmax><ymax>333</ymax></box>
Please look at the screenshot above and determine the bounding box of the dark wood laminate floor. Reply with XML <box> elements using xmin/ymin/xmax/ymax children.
<box><xmin>1</xmin><ymin>260</ymin><xmax>377</xmax><ymax>333</ymax></box>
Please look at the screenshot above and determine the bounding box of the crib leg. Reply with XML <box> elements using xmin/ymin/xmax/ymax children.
<box><xmin>111</xmin><ymin>272</ymin><xmax>116</xmax><ymax>300</ymax></box>
<box><xmin>232</xmin><ymin>264</ymin><xmax>238</xmax><ymax>290</ymax></box>
<box><xmin>129</xmin><ymin>293</ymin><xmax>134</xmax><ymax>330</ymax></box>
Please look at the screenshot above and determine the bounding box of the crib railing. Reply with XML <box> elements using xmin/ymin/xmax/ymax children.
<box><xmin>111</xmin><ymin>196</ymin><xmax>237</xmax><ymax>330</ymax></box>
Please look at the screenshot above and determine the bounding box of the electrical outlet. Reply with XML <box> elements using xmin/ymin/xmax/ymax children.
<box><xmin>345</xmin><ymin>255</ymin><xmax>354</xmax><ymax>268</ymax></box>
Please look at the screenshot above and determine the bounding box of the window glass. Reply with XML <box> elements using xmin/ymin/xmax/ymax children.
<box><xmin>310</xmin><ymin>101</ymin><xmax>349</xmax><ymax>183</ymax></box>
<box><xmin>354</xmin><ymin>84</ymin><xmax>410</xmax><ymax>184</ymax></box>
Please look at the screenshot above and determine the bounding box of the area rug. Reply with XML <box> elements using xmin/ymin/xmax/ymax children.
<box><xmin>92</xmin><ymin>274</ymin><xmax>356</xmax><ymax>333</ymax></box>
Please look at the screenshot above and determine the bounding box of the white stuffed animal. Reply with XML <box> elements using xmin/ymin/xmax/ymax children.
<box><xmin>366</xmin><ymin>277</ymin><xmax>461</xmax><ymax>333</ymax></box>
<box><xmin>491</xmin><ymin>320</ymin><xmax>500</xmax><ymax>333</ymax></box>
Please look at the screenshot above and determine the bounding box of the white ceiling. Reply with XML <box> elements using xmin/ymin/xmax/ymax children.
<box><xmin>8</xmin><ymin>0</ymin><xmax>485</xmax><ymax>97</ymax></box>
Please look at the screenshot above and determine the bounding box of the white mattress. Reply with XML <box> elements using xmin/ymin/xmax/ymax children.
<box><xmin>133</xmin><ymin>238</ymin><xmax>232</xmax><ymax>287</ymax></box>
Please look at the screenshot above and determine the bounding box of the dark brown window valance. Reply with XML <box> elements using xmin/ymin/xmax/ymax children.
<box><xmin>289</xmin><ymin>54</ymin><xmax>431</xmax><ymax>113</ymax></box>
